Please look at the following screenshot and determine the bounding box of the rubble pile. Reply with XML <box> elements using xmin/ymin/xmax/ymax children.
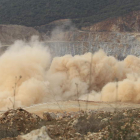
<box><xmin>44</xmin><ymin>109</ymin><xmax>140</xmax><ymax>140</ymax></box>
<box><xmin>17</xmin><ymin>126</ymin><xmax>51</xmax><ymax>140</ymax></box>
<box><xmin>1</xmin><ymin>126</ymin><xmax>51</xmax><ymax>140</ymax></box>
<box><xmin>2</xmin><ymin>108</ymin><xmax>140</xmax><ymax>139</ymax></box>
<box><xmin>0</xmin><ymin>108</ymin><xmax>45</xmax><ymax>139</ymax></box>
<box><xmin>43</xmin><ymin>110</ymin><xmax>85</xmax><ymax>120</ymax></box>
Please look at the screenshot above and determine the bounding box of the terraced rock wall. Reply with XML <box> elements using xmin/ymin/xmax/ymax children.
<box><xmin>46</xmin><ymin>31</ymin><xmax>140</xmax><ymax>59</ymax></box>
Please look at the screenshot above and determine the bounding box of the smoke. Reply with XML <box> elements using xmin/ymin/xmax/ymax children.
<box><xmin>1</xmin><ymin>36</ymin><xmax>140</xmax><ymax>110</ymax></box>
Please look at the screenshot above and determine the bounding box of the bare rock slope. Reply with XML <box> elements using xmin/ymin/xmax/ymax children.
<box><xmin>82</xmin><ymin>11</ymin><xmax>140</xmax><ymax>32</ymax></box>
<box><xmin>0</xmin><ymin>25</ymin><xmax>43</xmax><ymax>45</ymax></box>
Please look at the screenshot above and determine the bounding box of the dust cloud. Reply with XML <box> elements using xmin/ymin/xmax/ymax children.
<box><xmin>0</xmin><ymin>37</ymin><xmax>140</xmax><ymax>110</ymax></box>
<box><xmin>0</xmin><ymin>37</ymin><xmax>51</xmax><ymax>110</ymax></box>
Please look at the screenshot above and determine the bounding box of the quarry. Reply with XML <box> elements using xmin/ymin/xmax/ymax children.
<box><xmin>1</xmin><ymin>10</ymin><xmax>140</xmax><ymax>139</ymax></box>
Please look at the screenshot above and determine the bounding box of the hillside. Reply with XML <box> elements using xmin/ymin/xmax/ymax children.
<box><xmin>82</xmin><ymin>11</ymin><xmax>140</xmax><ymax>32</ymax></box>
<box><xmin>0</xmin><ymin>0</ymin><xmax>140</xmax><ymax>28</ymax></box>
<box><xmin>0</xmin><ymin>25</ymin><xmax>43</xmax><ymax>45</ymax></box>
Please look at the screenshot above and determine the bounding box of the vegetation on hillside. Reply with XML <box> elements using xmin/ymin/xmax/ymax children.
<box><xmin>0</xmin><ymin>0</ymin><xmax>140</xmax><ymax>28</ymax></box>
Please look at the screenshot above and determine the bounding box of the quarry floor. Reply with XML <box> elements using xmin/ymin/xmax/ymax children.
<box><xmin>23</xmin><ymin>100</ymin><xmax>140</xmax><ymax>118</ymax></box>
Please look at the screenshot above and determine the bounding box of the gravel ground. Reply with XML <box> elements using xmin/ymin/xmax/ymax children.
<box><xmin>1</xmin><ymin>101</ymin><xmax>140</xmax><ymax>140</ymax></box>
<box><xmin>23</xmin><ymin>100</ymin><xmax>140</xmax><ymax>118</ymax></box>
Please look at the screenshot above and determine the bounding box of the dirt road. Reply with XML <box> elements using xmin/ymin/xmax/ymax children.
<box><xmin>23</xmin><ymin>100</ymin><xmax>140</xmax><ymax>118</ymax></box>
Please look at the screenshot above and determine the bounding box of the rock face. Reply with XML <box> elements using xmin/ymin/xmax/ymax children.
<box><xmin>1</xmin><ymin>11</ymin><xmax>140</xmax><ymax>58</ymax></box>
<box><xmin>35</xmin><ymin>19</ymin><xmax>75</xmax><ymax>34</ymax></box>
<box><xmin>35</xmin><ymin>11</ymin><xmax>140</xmax><ymax>33</ymax></box>
<box><xmin>37</xmin><ymin>11</ymin><xmax>140</xmax><ymax>58</ymax></box>
<box><xmin>46</xmin><ymin>31</ymin><xmax>140</xmax><ymax>58</ymax></box>
<box><xmin>0</xmin><ymin>25</ymin><xmax>43</xmax><ymax>45</ymax></box>
<box><xmin>17</xmin><ymin>126</ymin><xmax>51</xmax><ymax>140</ymax></box>
<box><xmin>0</xmin><ymin>108</ymin><xmax>45</xmax><ymax>139</ymax></box>
<box><xmin>82</xmin><ymin>11</ymin><xmax>140</xmax><ymax>32</ymax></box>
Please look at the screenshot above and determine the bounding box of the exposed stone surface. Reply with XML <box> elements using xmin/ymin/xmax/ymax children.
<box><xmin>34</xmin><ymin>11</ymin><xmax>140</xmax><ymax>58</ymax></box>
<box><xmin>2</xmin><ymin>108</ymin><xmax>140</xmax><ymax>140</ymax></box>
<box><xmin>17</xmin><ymin>126</ymin><xmax>51</xmax><ymax>140</ymax></box>
<box><xmin>0</xmin><ymin>25</ymin><xmax>43</xmax><ymax>45</ymax></box>
<box><xmin>43</xmin><ymin>112</ymin><xmax>57</xmax><ymax>121</ymax></box>
<box><xmin>35</xmin><ymin>19</ymin><xmax>76</xmax><ymax>34</ymax></box>
<box><xmin>1</xmin><ymin>126</ymin><xmax>51</xmax><ymax>140</ymax></box>
<box><xmin>82</xmin><ymin>11</ymin><xmax>140</xmax><ymax>32</ymax></box>
<box><xmin>1</xmin><ymin>12</ymin><xmax>140</xmax><ymax>58</ymax></box>
<box><xmin>35</xmin><ymin>11</ymin><xmax>140</xmax><ymax>33</ymax></box>
<box><xmin>1</xmin><ymin>11</ymin><xmax>140</xmax><ymax>58</ymax></box>
<box><xmin>0</xmin><ymin>108</ymin><xmax>45</xmax><ymax>139</ymax></box>
<box><xmin>46</xmin><ymin>31</ymin><xmax>140</xmax><ymax>58</ymax></box>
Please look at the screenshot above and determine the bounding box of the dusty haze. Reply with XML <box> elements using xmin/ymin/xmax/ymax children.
<box><xmin>0</xmin><ymin>37</ymin><xmax>140</xmax><ymax>110</ymax></box>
